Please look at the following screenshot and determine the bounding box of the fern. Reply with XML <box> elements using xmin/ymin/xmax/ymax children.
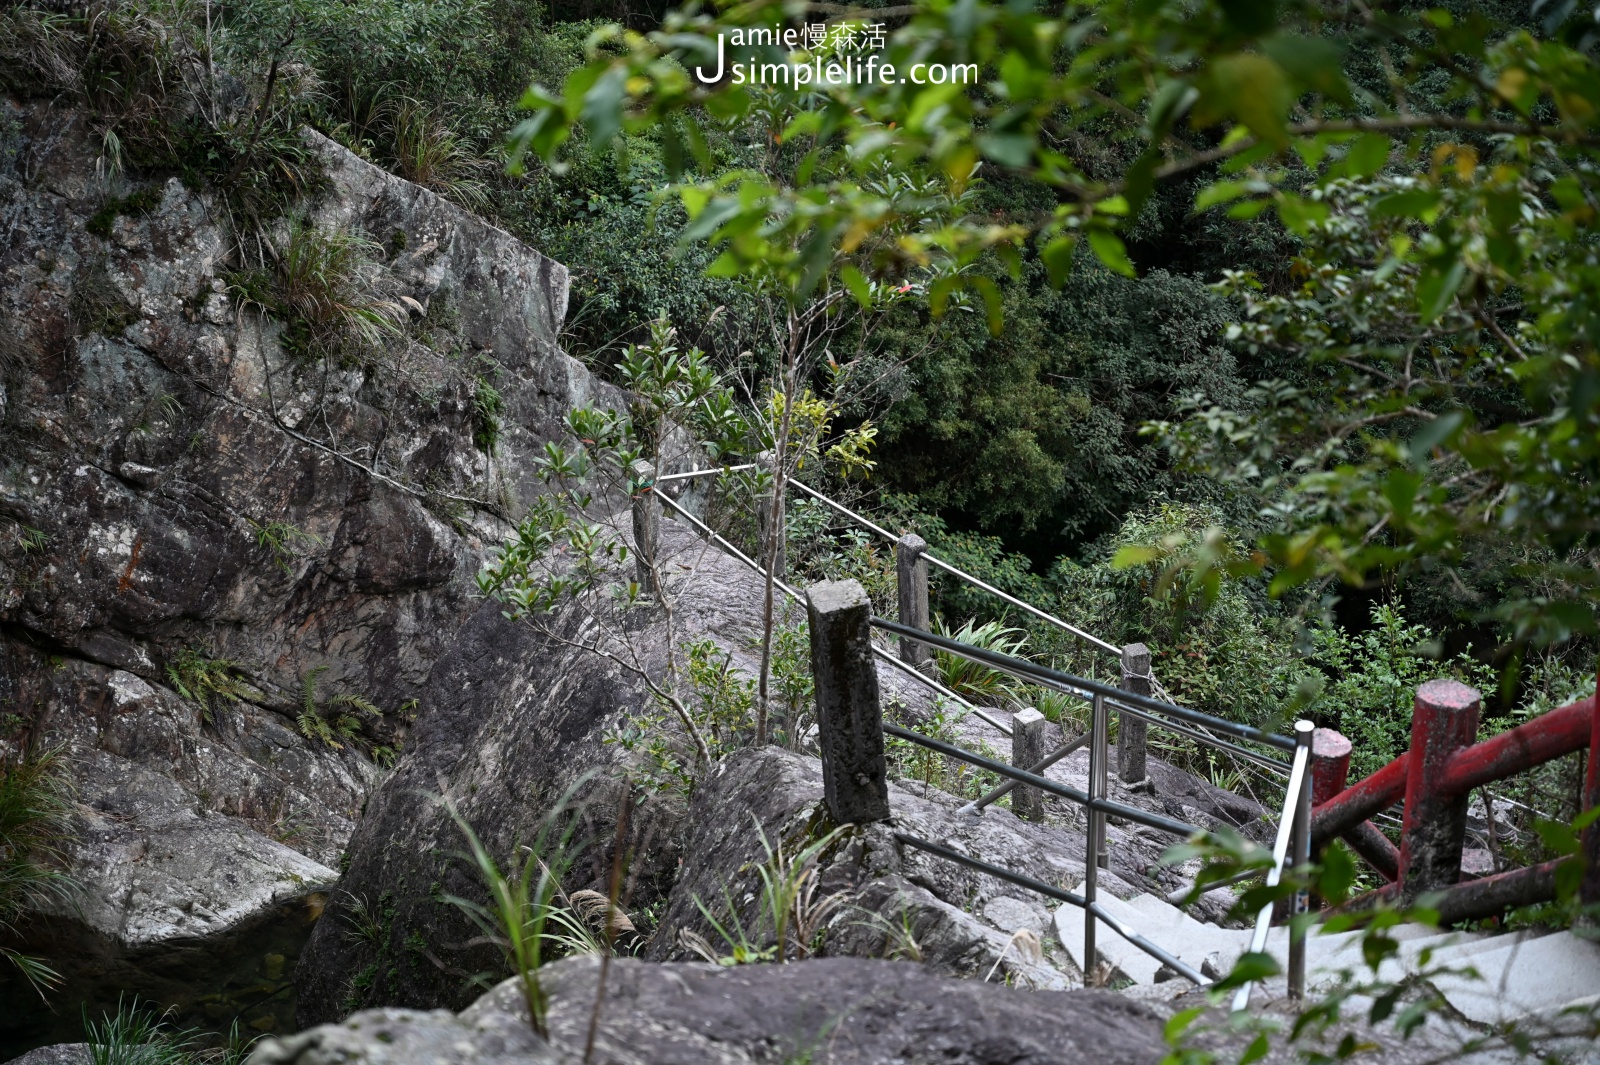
<box><xmin>296</xmin><ymin>667</ymin><xmax>385</xmax><ymax>750</ymax></box>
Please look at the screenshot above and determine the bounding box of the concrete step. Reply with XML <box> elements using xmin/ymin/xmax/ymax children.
<box><xmin>1055</xmin><ymin>890</ymin><xmax>1594</xmax><ymax>1024</ymax></box>
<box><xmin>1417</xmin><ymin>930</ymin><xmax>1600</xmax><ymax>1025</ymax></box>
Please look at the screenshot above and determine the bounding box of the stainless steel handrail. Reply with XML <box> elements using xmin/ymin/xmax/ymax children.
<box><xmin>654</xmin><ymin>489</ymin><xmax>1014</xmax><ymax>736</ymax></box>
<box><xmin>882</xmin><ymin>724</ymin><xmax>1201</xmax><ymax>838</ymax></box>
<box><xmin>871</xmin><ymin>617</ymin><xmax>1297</xmax><ymax>753</ymax></box>
<box><xmin>654</xmin><ymin>462</ymin><xmax>759</xmax><ymax>484</ymax></box>
<box><xmin>894</xmin><ymin>831</ymin><xmax>1209</xmax><ymax>986</ymax></box>
<box><xmin>788</xmin><ymin>477</ymin><xmax>1120</xmax><ymax>654</ymax></box>
<box><xmin>1231</xmin><ymin>720</ymin><xmax>1315</xmax><ymax>1011</ymax></box>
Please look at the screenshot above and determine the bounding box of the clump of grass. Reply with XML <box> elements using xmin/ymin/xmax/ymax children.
<box><xmin>386</xmin><ymin>98</ymin><xmax>490</xmax><ymax>212</ymax></box>
<box><xmin>1</xmin><ymin>746</ymin><xmax>77</xmax><ymax>1000</ymax></box>
<box><xmin>230</xmin><ymin>220</ymin><xmax>408</xmax><ymax>364</ymax></box>
<box><xmin>84</xmin><ymin>996</ymin><xmax>209</xmax><ymax>1065</ymax></box>
<box><xmin>471</xmin><ymin>375</ymin><xmax>504</xmax><ymax>452</ymax></box>
<box><xmin>439</xmin><ymin>785</ymin><xmax>590</xmax><ymax>1038</ymax></box>
<box><xmin>247</xmin><ymin>518</ymin><xmax>323</xmax><ymax>575</ymax></box>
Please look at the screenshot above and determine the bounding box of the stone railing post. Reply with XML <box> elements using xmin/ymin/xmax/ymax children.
<box><xmin>1011</xmin><ymin>707</ymin><xmax>1047</xmax><ymax>822</ymax></box>
<box><xmin>806</xmin><ymin>579</ymin><xmax>889</xmax><ymax>824</ymax></box>
<box><xmin>629</xmin><ymin>459</ymin><xmax>660</xmax><ymax>594</ymax></box>
<box><xmin>756</xmin><ymin>450</ymin><xmax>786</xmax><ymax>579</ymax></box>
<box><xmin>1117</xmin><ymin>643</ymin><xmax>1150</xmax><ymax>786</ymax></box>
<box><xmin>895</xmin><ymin>533</ymin><xmax>931</xmax><ymax>671</ymax></box>
<box><xmin>1398</xmin><ymin>680</ymin><xmax>1480</xmax><ymax>902</ymax></box>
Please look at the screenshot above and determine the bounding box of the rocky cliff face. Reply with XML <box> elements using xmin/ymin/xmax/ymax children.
<box><xmin>0</xmin><ymin>95</ymin><xmax>605</xmax><ymax>1046</ymax></box>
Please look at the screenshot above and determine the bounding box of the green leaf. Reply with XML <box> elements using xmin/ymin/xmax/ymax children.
<box><xmin>1340</xmin><ymin>133</ymin><xmax>1392</xmax><ymax>180</ymax></box>
<box><xmin>1088</xmin><ymin>230</ymin><xmax>1136</xmax><ymax>277</ymax></box>
<box><xmin>1040</xmin><ymin>235</ymin><xmax>1077</xmax><ymax>287</ymax></box>
<box><xmin>840</xmin><ymin>263</ymin><xmax>872</xmax><ymax>310</ymax></box>
<box><xmin>972</xmin><ymin>275</ymin><xmax>1005</xmax><ymax>335</ymax></box>
<box><xmin>580</xmin><ymin>65</ymin><xmax>628</xmax><ymax>147</ymax></box>
<box><xmin>1406</xmin><ymin>410</ymin><xmax>1467</xmax><ymax>465</ymax></box>
<box><xmin>1261</xmin><ymin>32</ymin><xmax>1351</xmax><ymax>102</ymax></box>
<box><xmin>1417</xmin><ymin>257</ymin><xmax>1467</xmax><ymax>322</ymax></box>
<box><xmin>1369</xmin><ymin>189</ymin><xmax>1441</xmax><ymax>220</ymax></box>
<box><xmin>1200</xmin><ymin>54</ymin><xmax>1293</xmax><ymax>149</ymax></box>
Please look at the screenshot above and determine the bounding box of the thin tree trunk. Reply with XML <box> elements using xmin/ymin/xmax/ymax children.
<box><xmin>756</xmin><ymin>312</ymin><xmax>800</xmax><ymax>747</ymax></box>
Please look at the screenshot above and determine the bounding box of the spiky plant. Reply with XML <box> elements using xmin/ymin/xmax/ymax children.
<box><xmin>931</xmin><ymin>617</ymin><xmax>1029</xmax><ymax>706</ymax></box>
<box><xmin>0</xmin><ymin>746</ymin><xmax>76</xmax><ymax>1000</ymax></box>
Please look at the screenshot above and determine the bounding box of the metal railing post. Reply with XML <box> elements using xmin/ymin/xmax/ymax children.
<box><xmin>1118</xmin><ymin>643</ymin><xmax>1150</xmax><ymax>786</ymax></box>
<box><xmin>1012</xmin><ymin>707</ymin><xmax>1047</xmax><ymax>822</ymax></box>
<box><xmin>1289</xmin><ymin>720</ymin><xmax>1314</xmax><ymax>999</ymax></box>
<box><xmin>806</xmin><ymin>579</ymin><xmax>890</xmax><ymax>824</ymax></box>
<box><xmin>1399</xmin><ymin>680</ymin><xmax>1480</xmax><ymax>903</ymax></box>
<box><xmin>757</xmin><ymin>450</ymin><xmax>786</xmax><ymax>579</ymax></box>
<box><xmin>629</xmin><ymin>459</ymin><xmax>660</xmax><ymax>594</ymax></box>
<box><xmin>895</xmin><ymin>533</ymin><xmax>932</xmax><ymax>672</ymax></box>
<box><xmin>1084</xmin><ymin>691</ymin><xmax>1109</xmax><ymax>983</ymax></box>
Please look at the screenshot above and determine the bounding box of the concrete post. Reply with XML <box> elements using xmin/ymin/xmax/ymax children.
<box><xmin>1011</xmin><ymin>708</ymin><xmax>1048</xmax><ymax>822</ymax></box>
<box><xmin>756</xmin><ymin>450</ymin><xmax>786</xmax><ymax>579</ymax></box>
<box><xmin>895</xmin><ymin>533</ymin><xmax>931</xmax><ymax>671</ymax></box>
<box><xmin>1117</xmin><ymin>643</ymin><xmax>1150</xmax><ymax>786</ymax></box>
<box><xmin>629</xmin><ymin>459</ymin><xmax>660</xmax><ymax>595</ymax></box>
<box><xmin>1398</xmin><ymin>679</ymin><xmax>1481</xmax><ymax>902</ymax></box>
<box><xmin>806</xmin><ymin>579</ymin><xmax>890</xmax><ymax>824</ymax></box>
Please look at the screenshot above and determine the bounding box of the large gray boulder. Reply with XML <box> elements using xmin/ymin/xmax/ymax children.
<box><xmin>0</xmin><ymin>93</ymin><xmax>604</xmax><ymax>1044</ymax></box>
<box><xmin>259</xmin><ymin>956</ymin><xmax>1172</xmax><ymax>1065</ymax></box>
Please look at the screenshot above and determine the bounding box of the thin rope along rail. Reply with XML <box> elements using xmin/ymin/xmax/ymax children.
<box><xmin>883</xmin><ymin>724</ymin><xmax>1201</xmax><ymax>838</ymax></box>
<box><xmin>654</xmin><ymin>490</ymin><xmax>1014</xmax><ymax>737</ymax></box>
<box><xmin>872</xmin><ymin>616</ymin><xmax>1297</xmax><ymax>754</ymax></box>
<box><xmin>894</xmin><ymin>832</ymin><xmax>1210</xmax><ymax>986</ymax></box>
<box><xmin>788</xmin><ymin>478</ymin><xmax>1119</xmax><ymax>654</ymax></box>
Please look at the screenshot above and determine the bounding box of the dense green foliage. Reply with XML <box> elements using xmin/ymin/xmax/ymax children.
<box><xmin>6</xmin><ymin>0</ymin><xmax>1594</xmax><ymax>796</ymax></box>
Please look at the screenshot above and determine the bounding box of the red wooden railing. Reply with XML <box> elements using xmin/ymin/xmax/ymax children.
<box><xmin>1308</xmin><ymin>678</ymin><xmax>1600</xmax><ymax>922</ymax></box>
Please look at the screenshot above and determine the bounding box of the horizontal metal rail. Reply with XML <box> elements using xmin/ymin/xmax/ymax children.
<box><xmin>894</xmin><ymin>832</ymin><xmax>1209</xmax><ymax>986</ymax></box>
<box><xmin>959</xmin><ymin>731</ymin><xmax>1092</xmax><ymax>815</ymax></box>
<box><xmin>1108</xmin><ymin>698</ymin><xmax>1291</xmax><ymax>774</ymax></box>
<box><xmin>654</xmin><ymin>463</ymin><xmax>759</xmax><ymax>484</ymax></box>
<box><xmin>788</xmin><ymin>477</ymin><xmax>1119</xmax><ymax>655</ymax></box>
<box><xmin>656</xmin><ymin>490</ymin><xmax>1013</xmax><ymax>736</ymax></box>
<box><xmin>1164</xmin><ymin>863</ymin><xmax>1266</xmax><ymax>906</ymax></box>
<box><xmin>789</xmin><ymin>478</ymin><xmax>898</xmax><ymax>542</ymax></box>
<box><xmin>872</xmin><ymin>617</ymin><xmax>1296</xmax><ymax>753</ymax></box>
<box><xmin>919</xmin><ymin>553</ymin><xmax>1121</xmax><ymax>655</ymax></box>
<box><xmin>883</xmin><ymin>724</ymin><xmax>1201</xmax><ymax>839</ymax></box>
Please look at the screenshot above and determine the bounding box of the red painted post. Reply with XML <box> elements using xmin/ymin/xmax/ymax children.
<box><xmin>1582</xmin><ymin>672</ymin><xmax>1600</xmax><ymax>909</ymax></box>
<box><xmin>1311</xmin><ymin>728</ymin><xmax>1353</xmax><ymax>807</ymax></box>
<box><xmin>1398</xmin><ymin>679</ymin><xmax>1481</xmax><ymax>903</ymax></box>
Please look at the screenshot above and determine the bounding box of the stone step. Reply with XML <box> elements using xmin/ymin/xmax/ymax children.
<box><xmin>1057</xmin><ymin>889</ymin><xmax>1592</xmax><ymax>1024</ymax></box>
<box><xmin>1411</xmin><ymin>930</ymin><xmax>1600</xmax><ymax>1025</ymax></box>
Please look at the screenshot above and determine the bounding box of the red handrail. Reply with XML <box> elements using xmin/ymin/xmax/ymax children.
<box><xmin>1307</xmin><ymin>682</ymin><xmax>1600</xmax><ymax>919</ymax></box>
<box><xmin>1312</xmin><ymin>694</ymin><xmax>1596</xmax><ymax>843</ymax></box>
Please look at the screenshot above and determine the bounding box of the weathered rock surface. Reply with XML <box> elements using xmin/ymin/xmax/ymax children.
<box><xmin>260</xmin><ymin>956</ymin><xmax>1173</xmax><ymax>1065</ymax></box>
<box><xmin>647</xmin><ymin>739</ymin><xmax>1269</xmax><ymax>990</ymax></box>
<box><xmin>0</xmin><ymin>92</ymin><xmax>604</xmax><ymax>1046</ymax></box>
